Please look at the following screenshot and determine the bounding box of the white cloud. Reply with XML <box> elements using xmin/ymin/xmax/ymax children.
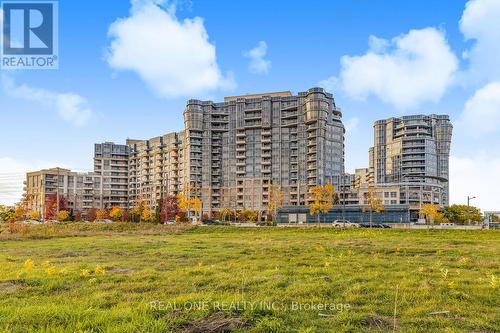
<box><xmin>326</xmin><ymin>28</ymin><xmax>458</xmax><ymax>110</ymax></box>
<box><xmin>243</xmin><ymin>41</ymin><xmax>271</xmax><ymax>75</ymax></box>
<box><xmin>106</xmin><ymin>0</ymin><xmax>235</xmax><ymax>98</ymax></box>
<box><xmin>457</xmin><ymin>82</ymin><xmax>500</xmax><ymax>136</ymax></box>
<box><xmin>2</xmin><ymin>76</ymin><xmax>92</xmax><ymax>127</ymax></box>
<box><xmin>0</xmin><ymin>157</ymin><xmax>65</xmax><ymax>206</ymax></box>
<box><xmin>344</xmin><ymin>117</ymin><xmax>359</xmax><ymax>132</ymax></box>
<box><xmin>460</xmin><ymin>0</ymin><xmax>500</xmax><ymax>82</ymax></box>
<box><xmin>450</xmin><ymin>154</ymin><xmax>500</xmax><ymax>212</ymax></box>
<box><xmin>318</xmin><ymin>76</ymin><xmax>339</xmax><ymax>94</ymax></box>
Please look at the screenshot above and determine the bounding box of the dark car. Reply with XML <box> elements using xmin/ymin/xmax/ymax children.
<box><xmin>203</xmin><ymin>219</ymin><xmax>218</xmax><ymax>225</ymax></box>
<box><xmin>359</xmin><ymin>223</ymin><xmax>384</xmax><ymax>228</ymax></box>
<box><xmin>380</xmin><ymin>223</ymin><xmax>392</xmax><ymax>228</ymax></box>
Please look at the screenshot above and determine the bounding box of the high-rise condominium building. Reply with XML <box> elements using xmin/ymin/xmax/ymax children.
<box><xmin>94</xmin><ymin>142</ymin><xmax>129</xmax><ymax>209</ymax></box>
<box><xmin>127</xmin><ymin>132</ymin><xmax>187</xmax><ymax>209</ymax></box>
<box><xmin>24</xmin><ymin>88</ymin><xmax>346</xmax><ymax>220</ymax></box>
<box><xmin>184</xmin><ymin>87</ymin><xmax>345</xmax><ymax>216</ymax></box>
<box><xmin>24</xmin><ymin>168</ymin><xmax>96</xmax><ymax>217</ymax></box>
<box><xmin>370</xmin><ymin>114</ymin><xmax>452</xmax><ymax>215</ymax></box>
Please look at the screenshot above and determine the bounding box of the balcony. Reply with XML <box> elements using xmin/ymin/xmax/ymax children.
<box><xmin>282</xmin><ymin>119</ymin><xmax>298</xmax><ymax>127</ymax></box>
<box><xmin>261</xmin><ymin>137</ymin><xmax>271</xmax><ymax>143</ymax></box>
<box><xmin>244</xmin><ymin>113</ymin><xmax>262</xmax><ymax>120</ymax></box>
<box><xmin>281</xmin><ymin>110</ymin><xmax>298</xmax><ymax>119</ymax></box>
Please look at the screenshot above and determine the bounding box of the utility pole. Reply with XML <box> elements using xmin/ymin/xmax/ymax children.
<box><xmin>467</xmin><ymin>195</ymin><xmax>476</xmax><ymax>225</ymax></box>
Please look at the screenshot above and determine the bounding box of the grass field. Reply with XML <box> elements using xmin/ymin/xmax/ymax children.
<box><xmin>0</xmin><ymin>224</ymin><xmax>499</xmax><ymax>332</ymax></box>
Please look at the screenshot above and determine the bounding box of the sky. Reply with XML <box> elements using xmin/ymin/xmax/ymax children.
<box><xmin>1</xmin><ymin>0</ymin><xmax>499</xmax><ymax>211</ymax></box>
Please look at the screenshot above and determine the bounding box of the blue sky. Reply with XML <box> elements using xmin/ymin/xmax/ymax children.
<box><xmin>1</xmin><ymin>0</ymin><xmax>500</xmax><ymax>211</ymax></box>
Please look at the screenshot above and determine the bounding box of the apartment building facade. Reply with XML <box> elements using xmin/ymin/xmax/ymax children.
<box><xmin>183</xmin><ymin>87</ymin><xmax>345</xmax><ymax>216</ymax></box>
<box><xmin>370</xmin><ymin>114</ymin><xmax>452</xmax><ymax>208</ymax></box>
<box><xmin>93</xmin><ymin>142</ymin><xmax>129</xmax><ymax>209</ymax></box>
<box><xmin>24</xmin><ymin>93</ymin><xmax>453</xmax><ymax>224</ymax></box>
<box><xmin>24</xmin><ymin>168</ymin><xmax>96</xmax><ymax>218</ymax></box>
<box><xmin>126</xmin><ymin>131</ymin><xmax>187</xmax><ymax>209</ymax></box>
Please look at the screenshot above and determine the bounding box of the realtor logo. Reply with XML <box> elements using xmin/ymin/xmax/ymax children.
<box><xmin>1</xmin><ymin>0</ymin><xmax>58</xmax><ymax>69</ymax></box>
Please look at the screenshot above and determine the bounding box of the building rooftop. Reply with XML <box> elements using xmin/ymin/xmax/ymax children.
<box><xmin>223</xmin><ymin>91</ymin><xmax>292</xmax><ymax>102</ymax></box>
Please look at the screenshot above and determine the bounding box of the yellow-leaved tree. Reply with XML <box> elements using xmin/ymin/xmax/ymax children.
<box><xmin>29</xmin><ymin>211</ymin><xmax>40</xmax><ymax>221</ymax></box>
<box><xmin>364</xmin><ymin>188</ymin><xmax>385</xmax><ymax>227</ymax></box>
<box><xmin>177</xmin><ymin>193</ymin><xmax>202</xmax><ymax>223</ymax></box>
<box><xmin>308</xmin><ymin>183</ymin><xmax>335</xmax><ymax>227</ymax></box>
<box><xmin>419</xmin><ymin>204</ymin><xmax>446</xmax><ymax>225</ymax></box>
<box><xmin>109</xmin><ymin>206</ymin><xmax>123</xmax><ymax>222</ymax></box>
<box><xmin>141</xmin><ymin>206</ymin><xmax>152</xmax><ymax>222</ymax></box>
<box><xmin>268</xmin><ymin>184</ymin><xmax>284</xmax><ymax>223</ymax></box>
<box><xmin>56</xmin><ymin>210</ymin><xmax>70</xmax><ymax>222</ymax></box>
<box><xmin>96</xmin><ymin>209</ymin><xmax>108</xmax><ymax>220</ymax></box>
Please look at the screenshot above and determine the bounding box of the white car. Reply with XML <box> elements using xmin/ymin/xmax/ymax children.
<box><xmin>22</xmin><ymin>220</ymin><xmax>42</xmax><ymax>225</ymax></box>
<box><xmin>95</xmin><ymin>219</ymin><xmax>114</xmax><ymax>223</ymax></box>
<box><xmin>332</xmin><ymin>220</ymin><xmax>360</xmax><ymax>228</ymax></box>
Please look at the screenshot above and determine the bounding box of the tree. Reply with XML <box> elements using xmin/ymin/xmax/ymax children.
<box><xmin>96</xmin><ymin>209</ymin><xmax>108</xmax><ymax>220</ymax></box>
<box><xmin>162</xmin><ymin>195</ymin><xmax>179</xmax><ymax>223</ymax></box>
<box><xmin>154</xmin><ymin>193</ymin><xmax>163</xmax><ymax>224</ymax></box>
<box><xmin>73</xmin><ymin>210</ymin><xmax>82</xmax><ymax>222</ymax></box>
<box><xmin>109</xmin><ymin>206</ymin><xmax>123</xmax><ymax>222</ymax></box>
<box><xmin>141</xmin><ymin>206</ymin><xmax>152</xmax><ymax>222</ymax></box>
<box><xmin>0</xmin><ymin>208</ymin><xmax>15</xmax><ymax>223</ymax></box>
<box><xmin>177</xmin><ymin>193</ymin><xmax>202</xmax><ymax>223</ymax></box>
<box><xmin>57</xmin><ymin>210</ymin><xmax>70</xmax><ymax>222</ymax></box>
<box><xmin>122</xmin><ymin>210</ymin><xmax>130</xmax><ymax>222</ymax></box>
<box><xmin>308</xmin><ymin>183</ymin><xmax>335</xmax><ymax>227</ymax></box>
<box><xmin>217</xmin><ymin>208</ymin><xmax>232</xmax><ymax>223</ymax></box>
<box><xmin>191</xmin><ymin>197</ymin><xmax>202</xmax><ymax>221</ymax></box>
<box><xmin>44</xmin><ymin>194</ymin><xmax>67</xmax><ymax>220</ymax></box>
<box><xmin>444</xmin><ymin>205</ymin><xmax>482</xmax><ymax>224</ymax></box>
<box><xmin>87</xmin><ymin>208</ymin><xmax>97</xmax><ymax>222</ymax></box>
<box><xmin>419</xmin><ymin>204</ymin><xmax>443</xmax><ymax>225</ymax></box>
<box><xmin>13</xmin><ymin>206</ymin><xmax>27</xmax><ymax>222</ymax></box>
<box><xmin>28</xmin><ymin>211</ymin><xmax>40</xmax><ymax>220</ymax></box>
<box><xmin>365</xmin><ymin>188</ymin><xmax>385</xmax><ymax>228</ymax></box>
<box><xmin>268</xmin><ymin>184</ymin><xmax>284</xmax><ymax>222</ymax></box>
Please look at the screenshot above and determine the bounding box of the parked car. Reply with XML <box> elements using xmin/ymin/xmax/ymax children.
<box><xmin>203</xmin><ymin>219</ymin><xmax>218</xmax><ymax>225</ymax></box>
<box><xmin>359</xmin><ymin>223</ymin><xmax>384</xmax><ymax>228</ymax></box>
<box><xmin>165</xmin><ymin>220</ymin><xmax>175</xmax><ymax>225</ymax></box>
<box><xmin>95</xmin><ymin>219</ymin><xmax>113</xmax><ymax>223</ymax></box>
<box><xmin>332</xmin><ymin>220</ymin><xmax>360</xmax><ymax>228</ymax></box>
<box><xmin>380</xmin><ymin>223</ymin><xmax>392</xmax><ymax>228</ymax></box>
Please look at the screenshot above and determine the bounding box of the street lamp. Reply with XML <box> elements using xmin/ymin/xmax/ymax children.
<box><xmin>467</xmin><ymin>195</ymin><xmax>476</xmax><ymax>225</ymax></box>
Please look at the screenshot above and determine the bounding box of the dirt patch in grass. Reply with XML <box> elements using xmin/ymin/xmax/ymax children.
<box><xmin>361</xmin><ymin>315</ymin><xmax>397</xmax><ymax>331</ymax></box>
<box><xmin>0</xmin><ymin>281</ymin><xmax>21</xmax><ymax>292</ymax></box>
<box><xmin>55</xmin><ymin>251</ymin><xmax>86</xmax><ymax>258</ymax></box>
<box><xmin>181</xmin><ymin>313</ymin><xmax>247</xmax><ymax>333</ymax></box>
<box><xmin>107</xmin><ymin>268</ymin><xmax>135</xmax><ymax>275</ymax></box>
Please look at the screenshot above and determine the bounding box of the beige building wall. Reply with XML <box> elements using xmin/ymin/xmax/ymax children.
<box><xmin>24</xmin><ymin>168</ymin><xmax>97</xmax><ymax>219</ymax></box>
<box><xmin>127</xmin><ymin>131</ymin><xmax>187</xmax><ymax>210</ymax></box>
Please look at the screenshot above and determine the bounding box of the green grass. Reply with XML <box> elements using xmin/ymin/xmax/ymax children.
<box><xmin>0</xmin><ymin>223</ymin><xmax>499</xmax><ymax>332</ymax></box>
